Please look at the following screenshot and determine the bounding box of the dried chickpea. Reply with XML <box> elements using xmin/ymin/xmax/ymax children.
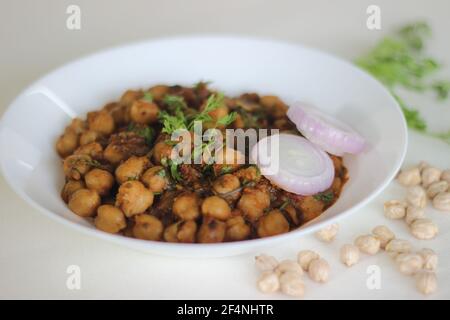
<box><xmin>130</xmin><ymin>99</ymin><xmax>159</xmax><ymax>124</ymax></box>
<box><xmin>410</xmin><ymin>218</ymin><xmax>438</xmax><ymax>240</ymax></box>
<box><xmin>340</xmin><ymin>244</ymin><xmax>360</xmax><ymax>267</ymax></box>
<box><xmin>354</xmin><ymin>235</ymin><xmax>380</xmax><ymax>255</ymax></box>
<box><xmin>308</xmin><ymin>258</ymin><xmax>330</xmax><ymax>283</ymax></box>
<box><xmin>141</xmin><ymin>166</ymin><xmax>169</xmax><ymax>193</ymax></box>
<box><xmin>383</xmin><ymin>200</ymin><xmax>407</xmax><ymax>219</ymax></box>
<box><xmin>405</xmin><ymin>206</ymin><xmax>425</xmax><ymax>225</ymax></box>
<box><xmin>418</xmin><ymin>248</ymin><xmax>438</xmax><ymax>271</ymax></box>
<box><xmin>421</xmin><ymin>167</ymin><xmax>441</xmax><ymax>188</ymax></box>
<box><xmin>441</xmin><ymin>169</ymin><xmax>450</xmax><ymax>184</ymax></box>
<box><xmin>132</xmin><ymin>214</ymin><xmax>163</xmax><ymax>241</ymax></box>
<box><xmin>68</xmin><ymin>188</ymin><xmax>101</xmax><ymax>217</ymax></box>
<box><xmin>61</xmin><ymin>180</ymin><xmax>85</xmax><ymax>203</ymax></box>
<box><xmin>85</xmin><ymin>168</ymin><xmax>114</xmax><ymax>196</ymax></box>
<box><xmin>225</xmin><ymin>216</ymin><xmax>251</xmax><ymax>241</ymax></box>
<box><xmin>297</xmin><ymin>250</ymin><xmax>320</xmax><ymax>271</ymax></box>
<box><xmin>197</xmin><ymin>218</ymin><xmax>226</xmax><ymax>243</ymax></box>
<box><xmin>172</xmin><ymin>192</ymin><xmax>200</xmax><ymax>220</ymax></box>
<box><xmin>371</xmin><ymin>225</ymin><xmax>395</xmax><ymax>249</ymax></box>
<box><xmin>94</xmin><ymin>205</ymin><xmax>126</xmax><ymax>234</ymax></box>
<box><xmin>432</xmin><ymin>192</ymin><xmax>450</xmax><ymax>211</ymax></box>
<box><xmin>279</xmin><ymin>271</ymin><xmax>305</xmax><ymax>297</ymax></box>
<box><xmin>257</xmin><ymin>210</ymin><xmax>289</xmax><ymax>238</ymax></box>
<box><xmin>255</xmin><ymin>254</ymin><xmax>279</xmax><ymax>272</ymax></box>
<box><xmin>415</xmin><ymin>271</ymin><xmax>437</xmax><ymax>295</ymax></box>
<box><xmin>426</xmin><ymin>181</ymin><xmax>448</xmax><ymax>199</ymax></box>
<box><xmin>201</xmin><ymin>196</ymin><xmax>231</xmax><ymax>220</ymax></box>
<box><xmin>385</xmin><ymin>239</ymin><xmax>412</xmax><ymax>258</ymax></box>
<box><xmin>395</xmin><ymin>253</ymin><xmax>424</xmax><ymax>276</ymax></box>
<box><xmin>406</xmin><ymin>186</ymin><xmax>427</xmax><ymax>208</ymax></box>
<box><xmin>397</xmin><ymin>167</ymin><xmax>421</xmax><ymax>187</ymax></box>
<box><xmin>163</xmin><ymin>220</ymin><xmax>197</xmax><ymax>243</ymax></box>
<box><xmin>257</xmin><ymin>271</ymin><xmax>280</xmax><ymax>294</ymax></box>
<box><xmin>115</xmin><ymin>180</ymin><xmax>154</xmax><ymax>217</ymax></box>
<box><xmin>315</xmin><ymin>223</ymin><xmax>339</xmax><ymax>243</ymax></box>
<box><xmin>115</xmin><ymin>156</ymin><xmax>150</xmax><ymax>184</ymax></box>
<box><xmin>275</xmin><ymin>260</ymin><xmax>303</xmax><ymax>276</ymax></box>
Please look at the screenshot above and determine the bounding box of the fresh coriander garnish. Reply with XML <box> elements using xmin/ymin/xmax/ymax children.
<box><xmin>188</xmin><ymin>93</ymin><xmax>225</xmax><ymax>129</ymax></box>
<box><xmin>313</xmin><ymin>191</ymin><xmax>334</xmax><ymax>204</ymax></box>
<box><xmin>220</xmin><ymin>165</ymin><xmax>234</xmax><ymax>175</ymax></box>
<box><xmin>163</xmin><ymin>95</ymin><xmax>188</xmax><ymax>111</ymax></box>
<box><xmin>279</xmin><ymin>199</ymin><xmax>291</xmax><ymax>210</ymax></box>
<box><xmin>157</xmin><ymin>169</ymin><xmax>166</xmax><ymax>177</ymax></box>
<box><xmin>127</xmin><ymin>124</ymin><xmax>155</xmax><ymax>145</ymax></box>
<box><xmin>216</xmin><ymin>112</ymin><xmax>237</xmax><ymax>127</ymax></box>
<box><xmin>142</xmin><ymin>92</ymin><xmax>154</xmax><ymax>103</ymax></box>
<box><xmin>161</xmin><ymin>158</ymin><xmax>182</xmax><ymax>182</ymax></box>
<box><xmin>355</xmin><ymin>21</ymin><xmax>450</xmax><ymax>143</ymax></box>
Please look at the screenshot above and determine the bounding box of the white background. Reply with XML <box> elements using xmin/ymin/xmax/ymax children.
<box><xmin>0</xmin><ymin>0</ymin><xmax>449</xmax><ymax>299</ymax></box>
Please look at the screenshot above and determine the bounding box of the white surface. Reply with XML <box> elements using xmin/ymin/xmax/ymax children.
<box><xmin>0</xmin><ymin>36</ymin><xmax>407</xmax><ymax>257</ymax></box>
<box><xmin>0</xmin><ymin>0</ymin><xmax>449</xmax><ymax>299</ymax></box>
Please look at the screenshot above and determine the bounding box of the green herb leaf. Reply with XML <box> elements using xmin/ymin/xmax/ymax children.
<box><xmin>188</xmin><ymin>93</ymin><xmax>224</xmax><ymax>129</ymax></box>
<box><xmin>432</xmin><ymin>80</ymin><xmax>450</xmax><ymax>100</ymax></box>
<box><xmin>313</xmin><ymin>191</ymin><xmax>334</xmax><ymax>204</ymax></box>
<box><xmin>128</xmin><ymin>124</ymin><xmax>155</xmax><ymax>145</ymax></box>
<box><xmin>216</xmin><ymin>111</ymin><xmax>237</xmax><ymax>127</ymax></box>
<box><xmin>142</xmin><ymin>92</ymin><xmax>154</xmax><ymax>103</ymax></box>
<box><xmin>163</xmin><ymin>95</ymin><xmax>188</xmax><ymax>111</ymax></box>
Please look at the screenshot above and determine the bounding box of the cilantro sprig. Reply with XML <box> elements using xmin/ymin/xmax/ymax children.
<box><xmin>356</xmin><ymin>21</ymin><xmax>450</xmax><ymax>143</ymax></box>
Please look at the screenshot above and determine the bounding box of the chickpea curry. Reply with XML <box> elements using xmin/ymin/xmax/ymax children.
<box><xmin>56</xmin><ymin>83</ymin><xmax>347</xmax><ymax>243</ymax></box>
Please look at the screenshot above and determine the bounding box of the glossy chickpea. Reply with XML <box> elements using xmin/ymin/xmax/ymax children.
<box><xmin>63</xmin><ymin>154</ymin><xmax>92</xmax><ymax>180</ymax></box>
<box><xmin>115</xmin><ymin>180</ymin><xmax>154</xmax><ymax>217</ymax></box>
<box><xmin>61</xmin><ymin>179</ymin><xmax>85</xmax><ymax>203</ymax></box>
<box><xmin>152</xmin><ymin>141</ymin><xmax>173</xmax><ymax>165</ymax></box>
<box><xmin>163</xmin><ymin>220</ymin><xmax>197</xmax><ymax>243</ymax></box>
<box><xmin>237</xmin><ymin>188</ymin><xmax>270</xmax><ymax>222</ymax></box>
<box><xmin>104</xmin><ymin>143</ymin><xmax>126</xmax><ymax>165</ymax></box>
<box><xmin>201</xmin><ymin>196</ymin><xmax>231</xmax><ymax>220</ymax></box>
<box><xmin>66</xmin><ymin>118</ymin><xmax>86</xmax><ymax>134</ymax></box>
<box><xmin>257</xmin><ymin>210</ymin><xmax>290</xmax><ymax>238</ymax></box>
<box><xmin>120</xmin><ymin>89</ymin><xmax>142</xmax><ymax>106</ymax></box>
<box><xmin>212</xmin><ymin>174</ymin><xmax>241</xmax><ymax>195</ymax></box>
<box><xmin>74</xmin><ymin>142</ymin><xmax>103</xmax><ymax>159</ymax></box>
<box><xmin>299</xmin><ymin>196</ymin><xmax>325</xmax><ymax>222</ymax></box>
<box><xmin>56</xmin><ymin>130</ymin><xmax>79</xmax><ymax>158</ymax></box>
<box><xmin>141</xmin><ymin>166</ymin><xmax>169</xmax><ymax>193</ymax></box>
<box><xmin>197</xmin><ymin>218</ymin><xmax>226</xmax><ymax>243</ymax></box>
<box><xmin>148</xmin><ymin>85</ymin><xmax>169</xmax><ymax>101</ymax></box>
<box><xmin>260</xmin><ymin>95</ymin><xmax>288</xmax><ymax>119</ymax></box>
<box><xmin>115</xmin><ymin>156</ymin><xmax>150</xmax><ymax>184</ymax></box>
<box><xmin>132</xmin><ymin>214</ymin><xmax>163</xmax><ymax>241</ymax></box>
<box><xmin>94</xmin><ymin>205</ymin><xmax>127</xmax><ymax>234</ymax></box>
<box><xmin>85</xmin><ymin>168</ymin><xmax>115</xmax><ymax>196</ymax></box>
<box><xmin>68</xmin><ymin>188</ymin><xmax>101</xmax><ymax>217</ymax></box>
<box><xmin>130</xmin><ymin>100</ymin><xmax>159</xmax><ymax>124</ymax></box>
<box><xmin>201</xmin><ymin>100</ymin><xmax>229</xmax><ymax>129</ymax></box>
<box><xmin>172</xmin><ymin>192</ymin><xmax>200</xmax><ymax>220</ymax></box>
<box><xmin>87</xmin><ymin>110</ymin><xmax>115</xmax><ymax>135</ymax></box>
<box><xmin>79</xmin><ymin>130</ymin><xmax>101</xmax><ymax>146</ymax></box>
<box><xmin>225</xmin><ymin>216</ymin><xmax>251</xmax><ymax>241</ymax></box>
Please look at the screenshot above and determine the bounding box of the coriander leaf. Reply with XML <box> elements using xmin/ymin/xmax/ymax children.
<box><xmin>313</xmin><ymin>191</ymin><xmax>334</xmax><ymax>204</ymax></box>
<box><xmin>216</xmin><ymin>111</ymin><xmax>237</xmax><ymax>127</ymax></box>
<box><xmin>432</xmin><ymin>80</ymin><xmax>450</xmax><ymax>100</ymax></box>
<box><xmin>127</xmin><ymin>124</ymin><xmax>155</xmax><ymax>145</ymax></box>
<box><xmin>158</xmin><ymin>109</ymin><xmax>187</xmax><ymax>134</ymax></box>
<box><xmin>142</xmin><ymin>92</ymin><xmax>154</xmax><ymax>103</ymax></box>
<box><xmin>163</xmin><ymin>95</ymin><xmax>188</xmax><ymax>111</ymax></box>
<box><xmin>392</xmin><ymin>94</ymin><xmax>427</xmax><ymax>132</ymax></box>
<box><xmin>170</xmin><ymin>161</ymin><xmax>182</xmax><ymax>182</ymax></box>
<box><xmin>188</xmin><ymin>93</ymin><xmax>224</xmax><ymax>129</ymax></box>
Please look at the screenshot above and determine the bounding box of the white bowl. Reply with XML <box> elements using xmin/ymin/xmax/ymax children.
<box><xmin>0</xmin><ymin>36</ymin><xmax>407</xmax><ymax>257</ymax></box>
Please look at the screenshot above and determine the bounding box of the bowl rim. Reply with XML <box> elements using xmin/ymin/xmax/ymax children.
<box><xmin>0</xmin><ymin>34</ymin><xmax>408</xmax><ymax>253</ymax></box>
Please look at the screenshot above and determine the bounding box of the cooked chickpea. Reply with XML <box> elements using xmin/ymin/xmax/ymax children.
<box><xmin>152</xmin><ymin>141</ymin><xmax>173</xmax><ymax>165</ymax></box>
<box><xmin>237</xmin><ymin>188</ymin><xmax>270</xmax><ymax>222</ymax></box>
<box><xmin>130</xmin><ymin>100</ymin><xmax>159</xmax><ymax>124</ymax></box>
<box><xmin>225</xmin><ymin>216</ymin><xmax>251</xmax><ymax>241</ymax></box>
<box><xmin>115</xmin><ymin>156</ymin><xmax>150</xmax><ymax>184</ymax></box>
<box><xmin>132</xmin><ymin>214</ymin><xmax>163</xmax><ymax>241</ymax></box>
<box><xmin>66</xmin><ymin>118</ymin><xmax>86</xmax><ymax>134</ymax></box>
<box><xmin>56</xmin><ymin>130</ymin><xmax>79</xmax><ymax>158</ymax></box>
<box><xmin>148</xmin><ymin>85</ymin><xmax>169</xmax><ymax>100</ymax></box>
<box><xmin>257</xmin><ymin>210</ymin><xmax>289</xmax><ymax>238</ymax></box>
<box><xmin>163</xmin><ymin>220</ymin><xmax>197</xmax><ymax>243</ymax></box>
<box><xmin>260</xmin><ymin>95</ymin><xmax>288</xmax><ymax>119</ymax></box>
<box><xmin>197</xmin><ymin>218</ymin><xmax>226</xmax><ymax>243</ymax></box>
<box><xmin>299</xmin><ymin>196</ymin><xmax>325</xmax><ymax>222</ymax></box>
<box><xmin>68</xmin><ymin>188</ymin><xmax>101</xmax><ymax>217</ymax></box>
<box><xmin>79</xmin><ymin>130</ymin><xmax>101</xmax><ymax>146</ymax></box>
<box><xmin>87</xmin><ymin>110</ymin><xmax>115</xmax><ymax>135</ymax></box>
<box><xmin>104</xmin><ymin>143</ymin><xmax>126</xmax><ymax>165</ymax></box>
<box><xmin>120</xmin><ymin>89</ymin><xmax>142</xmax><ymax>106</ymax></box>
<box><xmin>201</xmin><ymin>100</ymin><xmax>229</xmax><ymax>129</ymax></box>
<box><xmin>94</xmin><ymin>205</ymin><xmax>126</xmax><ymax>234</ymax></box>
<box><xmin>85</xmin><ymin>168</ymin><xmax>115</xmax><ymax>196</ymax></box>
<box><xmin>141</xmin><ymin>166</ymin><xmax>169</xmax><ymax>193</ymax></box>
<box><xmin>74</xmin><ymin>142</ymin><xmax>103</xmax><ymax>159</ymax></box>
<box><xmin>172</xmin><ymin>193</ymin><xmax>200</xmax><ymax>220</ymax></box>
<box><xmin>212</xmin><ymin>174</ymin><xmax>240</xmax><ymax>195</ymax></box>
<box><xmin>115</xmin><ymin>180</ymin><xmax>154</xmax><ymax>217</ymax></box>
<box><xmin>61</xmin><ymin>179</ymin><xmax>85</xmax><ymax>203</ymax></box>
<box><xmin>63</xmin><ymin>154</ymin><xmax>92</xmax><ymax>180</ymax></box>
<box><xmin>201</xmin><ymin>196</ymin><xmax>231</xmax><ymax>220</ymax></box>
